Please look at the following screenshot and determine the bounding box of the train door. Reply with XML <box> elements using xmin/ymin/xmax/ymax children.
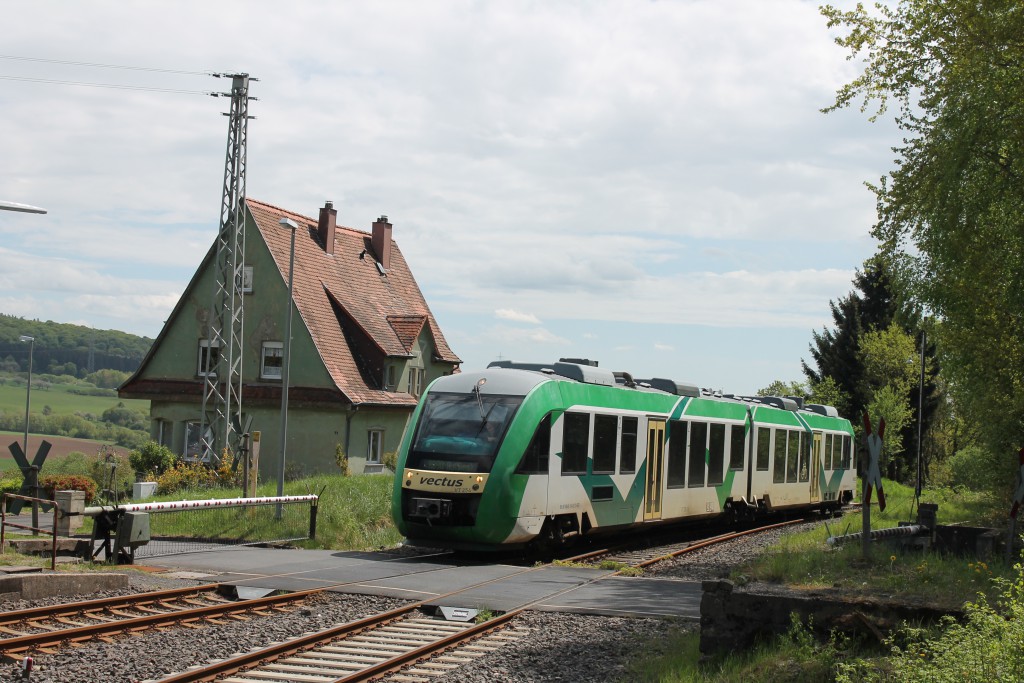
<box><xmin>810</xmin><ymin>432</ymin><xmax>822</xmax><ymax>503</ymax></box>
<box><xmin>644</xmin><ymin>419</ymin><xmax>665</xmax><ymax>521</ymax></box>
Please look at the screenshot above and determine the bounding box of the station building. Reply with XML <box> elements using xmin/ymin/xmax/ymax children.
<box><xmin>119</xmin><ymin>198</ymin><xmax>460</xmax><ymax>477</ymax></box>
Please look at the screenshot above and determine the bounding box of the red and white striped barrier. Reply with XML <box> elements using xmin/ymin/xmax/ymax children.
<box><xmin>83</xmin><ymin>495</ymin><xmax>318</xmax><ymax>517</ymax></box>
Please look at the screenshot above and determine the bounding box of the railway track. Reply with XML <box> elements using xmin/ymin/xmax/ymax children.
<box><xmin>150</xmin><ymin>520</ymin><xmax>795</xmax><ymax>682</ymax></box>
<box><xmin>570</xmin><ymin>518</ymin><xmax>807</xmax><ymax>569</ymax></box>
<box><xmin>0</xmin><ymin>584</ymin><xmax>319</xmax><ymax>655</ymax></box>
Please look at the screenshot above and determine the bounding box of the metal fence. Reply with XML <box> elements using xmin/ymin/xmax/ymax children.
<box><xmin>84</xmin><ymin>495</ymin><xmax>319</xmax><ymax>560</ymax></box>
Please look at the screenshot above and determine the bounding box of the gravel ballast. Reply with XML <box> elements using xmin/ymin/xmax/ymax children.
<box><xmin>0</xmin><ymin>523</ymin><xmax>819</xmax><ymax>682</ymax></box>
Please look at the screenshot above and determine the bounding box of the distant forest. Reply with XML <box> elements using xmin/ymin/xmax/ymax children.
<box><xmin>0</xmin><ymin>313</ymin><xmax>152</xmax><ymax>375</ymax></box>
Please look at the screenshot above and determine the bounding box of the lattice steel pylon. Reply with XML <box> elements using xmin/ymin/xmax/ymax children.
<box><xmin>199</xmin><ymin>73</ymin><xmax>254</xmax><ymax>463</ymax></box>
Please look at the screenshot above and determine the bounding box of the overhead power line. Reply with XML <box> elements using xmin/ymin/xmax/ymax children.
<box><xmin>0</xmin><ymin>55</ymin><xmax>216</xmax><ymax>77</ymax></box>
<box><xmin>0</xmin><ymin>74</ymin><xmax>218</xmax><ymax>96</ymax></box>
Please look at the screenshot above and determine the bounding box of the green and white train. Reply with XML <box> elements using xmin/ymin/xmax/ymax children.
<box><xmin>392</xmin><ymin>359</ymin><xmax>856</xmax><ymax>550</ymax></box>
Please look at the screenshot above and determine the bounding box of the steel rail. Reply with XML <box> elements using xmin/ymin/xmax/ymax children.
<box><xmin>154</xmin><ymin>555</ymin><xmax>576</xmax><ymax>683</ymax></box>
<box><xmin>633</xmin><ymin>518</ymin><xmax>806</xmax><ymax>568</ymax></box>
<box><xmin>0</xmin><ymin>586</ymin><xmax>322</xmax><ymax>653</ymax></box>
<box><xmin>0</xmin><ymin>583</ymin><xmax>223</xmax><ymax>626</ymax></box>
<box><xmin>156</xmin><ymin>519</ymin><xmax>809</xmax><ymax>682</ymax></box>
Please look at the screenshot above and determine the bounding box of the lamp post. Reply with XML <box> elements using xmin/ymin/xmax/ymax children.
<box><xmin>18</xmin><ymin>335</ymin><xmax>37</xmax><ymax>529</ymax></box>
<box><xmin>276</xmin><ymin>217</ymin><xmax>298</xmax><ymax>518</ymax></box>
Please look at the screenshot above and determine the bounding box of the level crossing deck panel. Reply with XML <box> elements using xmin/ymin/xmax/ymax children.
<box><xmin>141</xmin><ymin>547</ymin><xmax>705</xmax><ymax>619</ymax></box>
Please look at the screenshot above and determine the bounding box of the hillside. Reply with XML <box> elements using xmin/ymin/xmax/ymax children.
<box><xmin>0</xmin><ymin>313</ymin><xmax>152</xmax><ymax>375</ymax></box>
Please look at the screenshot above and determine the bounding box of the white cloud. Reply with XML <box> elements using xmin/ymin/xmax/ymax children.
<box><xmin>0</xmin><ymin>0</ymin><xmax>899</xmax><ymax>388</ymax></box>
<box><xmin>494</xmin><ymin>308</ymin><xmax>541</xmax><ymax>324</ymax></box>
<box><xmin>653</xmin><ymin>343</ymin><xmax>675</xmax><ymax>352</ymax></box>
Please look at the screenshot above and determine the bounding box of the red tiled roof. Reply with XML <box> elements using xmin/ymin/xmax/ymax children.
<box><xmin>387</xmin><ymin>315</ymin><xmax>427</xmax><ymax>353</ymax></box>
<box><xmin>247</xmin><ymin>198</ymin><xmax>460</xmax><ymax>406</ymax></box>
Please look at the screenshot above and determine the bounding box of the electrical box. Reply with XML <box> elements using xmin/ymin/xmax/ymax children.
<box><xmin>116</xmin><ymin>512</ymin><xmax>151</xmax><ymax>548</ymax></box>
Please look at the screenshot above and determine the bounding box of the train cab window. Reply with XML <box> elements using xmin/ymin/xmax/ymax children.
<box><xmin>798</xmin><ymin>432</ymin><xmax>809</xmax><ymax>482</ymax></box>
<box><xmin>619</xmin><ymin>416</ymin><xmax>638</xmax><ymax>474</ymax></box>
<box><xmin>840</xmin><ymin>434</ymin><xmax>852</xmax><ymax>469</ymax></box>
<box><xmin>786</xmin><ymin>430</ymin><xmax>800</xmax><ymax>483</ymax></box>
<box><xmin>562</xmin><ymin>412</ymin><xmax>590</xmax><ymax>475</ymax></box>
<box><xmin>516</xmin><ymin>414</ymin><xmax>552</xmax><ymax>474</ymax></box>
<box><xmin>408</xmin><ymin>391</ymin><xmax>524</xmax><ymax>473</ymax></box>
<box><xmin>824</xmin><ymin>434</ymin><xmax>834</xmax><ymax>470</ymax></box>
<box><xmin>773</xmin><ymin>430</ymin><xmax>787</xmax><ymax>484</ymax></box>
<box><xmin>756</xmin><ymin>427</ymin><xmax>770</xmax><ymax>471</ymax></box>
<box><xmin>593</xmin><ymin>414</ymin><xmax>617</xmax><ymax>474</ymax></box>
<box><xmin>667</xmin><ymin>420</ymin><xmax>688</xmax><ymax>488</ymax></box>
<box><xmin>688</xmin><ymin>421</ymin><xmax>708</xmax><ymax>488</ymax></box>
<box><xmin>708</xmin><ymin>423</ymin><xmax>725</xmax><ymax>486</ymax></box>
<box><xmin>728</xmin><ymin>424</ymin><xmax>745</xmax><ymax>470</ymax></box>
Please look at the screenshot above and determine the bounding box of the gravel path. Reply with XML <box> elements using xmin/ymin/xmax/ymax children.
<box><xmin>0</xmin><ymin>523</ymin><xmax>819</xmax><ymax>683</ymax></box>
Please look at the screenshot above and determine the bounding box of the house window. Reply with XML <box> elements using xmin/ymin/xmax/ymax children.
<box><xmin>155</xmin><ymin>419</ymin><xmax>168</xmax><ymax>447</ymax></box>
<box><xmin>197</xmin><ymin>340</ymin><xmax>220</xmax><ymax>377</ymax></box>
<box><xmin>407</xmin><ymin>368</ymin><xmax>425</xmax><ymax>397</ymax></box>
<box><xmin>384</xmin><ymin>365</ymin><xmax>397</xmax><ymax>391</ymax></box>
<box><xmin>261</xmin><ymin>341</ymin><xmax>284</xmax><ymax>380</ymax></box>
<box><xmin>367</xmin><ymin>430</ymin><xmax>383</xmax><ymax>464</ymax></box>
<box><xmin>185</xmin><ymin>421</ymin><xmax>212</xmax><ymax>460</ymax></box>
<box><xmin>241</xmin><ymin>266</ymin><xmax>254</xmax><ymax>293</ymax></box>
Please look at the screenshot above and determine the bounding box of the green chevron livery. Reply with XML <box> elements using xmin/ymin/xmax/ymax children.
<box><xmin>392</xmin><ymin>360</ymin><xmax>856</xmax><ymax>550</ymax></box>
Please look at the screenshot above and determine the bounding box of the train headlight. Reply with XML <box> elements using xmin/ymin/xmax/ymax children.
<box><xmin>475</xmin><ymin>476</ymin><xmax>484</xmax><ymax>483</ymax></box>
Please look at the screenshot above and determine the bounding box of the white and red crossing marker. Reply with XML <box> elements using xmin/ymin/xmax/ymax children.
<box><xmin>862</xmin><ymin>412</ymin><xmax>887</xmax><ymax>512</ymax></box>
<box><xmin>1010</xmin><ymin>447</ymin><xmax>1024</xmax><ymax>519</ymax></box>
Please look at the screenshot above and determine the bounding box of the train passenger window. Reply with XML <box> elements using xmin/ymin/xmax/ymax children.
<box><xmin>516</xmin><ymin>414</ymin><xmax>551</xmax><ymax>474</ymax></box>
<box><xmin>728</xmin><ymin>424</ymin><xmax>745</xmax><ymax>470</ymax></box>
<box><xmin>756</xmin><ymin>427</ymin><xmax>770</xmax><ymax>471</ymax></box>
<box><xmin>562</xmin><ymin>412</ymin><xmax>590</xmax><ymax>475</ymax></box>
<box><xmin>620</xmin><ymin>417</ymin><xmax>638</xmax><ymax>474</ymax></box>
<box><xmin>593</xmin><ymin>414</ymin><xmax>617</xmax><ymax>474</ymax></box>
<box><xmin>667</xmin><ymin>420</ymin><xmax>688</xmax><ymax>488</ymax></box>
<box><xmin>824</xmin><ymin>434</ymin><xmax>834</xmax><ymax>470</ymax></box>
<box><xmin>798</xmin><ymin>432</ymin><xmax>809</xmax><ymax>482</ymax></box>
<box><xmin>841</xmin><ymin>434</ymin><xmax>852</xmax><ymax>469</ymax></box>
<box><xmin>786</xmin><ymin>431</ymin><xmax>799</xmax><ymax>483</ymax></box>
<box><xmin>773</xmin><ymin>430</ymin><xmax>787</xmax><ymax>484</ymax></box>
<box><xmin>688</xmin><ymin>421</ymin><xmax>707</xmax><ymax>488</ymax></box>
<box><xmin>708</xmin><ymin>423</ymin><xmax>725</xmax><ymax>486</ymax></box>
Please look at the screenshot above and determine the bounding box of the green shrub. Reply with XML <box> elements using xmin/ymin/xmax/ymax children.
<box><xmin>156</xmin><ymin>462</ymin><xmax>218</xmax><ymax>495</ymax></box>
<box><xmin>934</xmin><ymin>445</ymin><xmax>1011</xmax><ymax>492</ymax></box>
<box><xmin>40</xmin><ymin>474</ymin><xmax>97</xmax><ymax>504</ymax></box>
<box><xmin>335</xmin><ymin>444</ymin><xmax>350</xmax><ymax>477</ymax></box>
<box><xmin>129</xmin><ymin>441</ymin><xmax>177</xmax><ymax>477</ymax></box>
<box><xmin>382</xmin><ymin>451</ymin><xmax>398</xmax><ymax>473</ymax></box>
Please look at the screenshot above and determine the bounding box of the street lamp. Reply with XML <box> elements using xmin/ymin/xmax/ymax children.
<box><xmin>18</xmin><ymin>335</ymin><xmax>37</xmax><ymax>528</ymax></box>
<box><xmin>276</xmin><ymin>217</ymin><xmax>298</xmax><ymax>518</ymax></box>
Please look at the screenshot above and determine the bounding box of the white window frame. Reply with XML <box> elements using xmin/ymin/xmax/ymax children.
<box><xmin>367</xmin><ymin>430</ymin><xmax>384</xmax><ymax>464</ymax></box>
<box><xmin>261</xmin><ymin>341</ymin><xmax>284</xmax><ymax>380</ymax></box>
<box><xmin>197</xmin><ymin>339</ymin><xmax>221</xmax><ymax>377</ymax></box>
<box><xmin>184</xmin><ymin>421</ymin><xmax>212</xmax><ymax>461</ymax></box>
<box><xmin>407</xmin><ymin>367</ymin><xmax>425</xmax><ymax>397</ymax></box>
<box><xmin>241</xmin><ymin>265</ymin><xmax>254</xmax><ymax>293</ymax></box>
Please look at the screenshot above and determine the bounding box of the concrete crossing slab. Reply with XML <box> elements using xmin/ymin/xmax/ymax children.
<box><xmin>140</xmin><ymin>547</ymin><xmax>704</xmax><ymax>620</ymax></box>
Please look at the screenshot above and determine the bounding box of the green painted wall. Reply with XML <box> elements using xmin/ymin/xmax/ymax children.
<box><xmin>138</xmin><ymin>213</ymin><xmax>452</xmax><ymax>480</ymax></box>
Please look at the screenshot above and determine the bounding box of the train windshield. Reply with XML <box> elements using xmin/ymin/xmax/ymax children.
<box><xmin>408</xmin><ymin>391</ymin><xmax>523</xmax><ymax>473</ymax></box>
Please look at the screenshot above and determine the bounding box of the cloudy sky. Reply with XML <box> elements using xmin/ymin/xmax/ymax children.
<box><xmin>0</xmin><ymin>1</ymin><xmax>898</xmax><ymax>394</ymax></box>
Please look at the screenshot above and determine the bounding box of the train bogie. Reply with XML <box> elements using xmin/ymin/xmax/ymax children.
<box><xmin>393</xmin><ymin>360</ymin><xmax>856</xmax><ymax>550</ymax></box>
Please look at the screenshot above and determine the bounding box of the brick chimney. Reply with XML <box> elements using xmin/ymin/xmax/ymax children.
<box><xmin>317</xmin><ymin>201</ymin><xmax>337</xmax><ymax>254</ymax></box>
<box><xmin>371</xmin><ymin>215</ymin><xmax>392</xmax><ymax>270</ymax></box>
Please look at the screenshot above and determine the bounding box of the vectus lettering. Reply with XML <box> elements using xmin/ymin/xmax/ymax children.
<box><xmin>419</xmin><ymin>476</ymin><xmax>465</xmax><ymax>487</ymax></box>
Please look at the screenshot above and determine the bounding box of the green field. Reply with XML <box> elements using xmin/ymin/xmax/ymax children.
<box><xmin>0</xmin><ymin>380</ymin><xmax>148</xmax><ymax>417</ymax></box>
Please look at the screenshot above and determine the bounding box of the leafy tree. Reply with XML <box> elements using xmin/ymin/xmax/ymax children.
<box><xmin>128</xmin><ymin>442</ymin><xmax>177</xmax><ymax>477</ymax></box>
<box><xmin>823</xmin><ymin>0</ymin><xmax>1024</xmax><ymax>481</ymax></box>
<box><xmin>808</xmin><ymin>376</ymin><xmax>847</xmax><ymax>411</ymax></box>
<box><xmin>86</xmin><ymin>369</ymin><xmax>131</xmax><ymax>390</ymax></box>
<box><xmin>757</xmin><ymin>380</ymin><xmax>807</xmax><ymax>398</ymax></box>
